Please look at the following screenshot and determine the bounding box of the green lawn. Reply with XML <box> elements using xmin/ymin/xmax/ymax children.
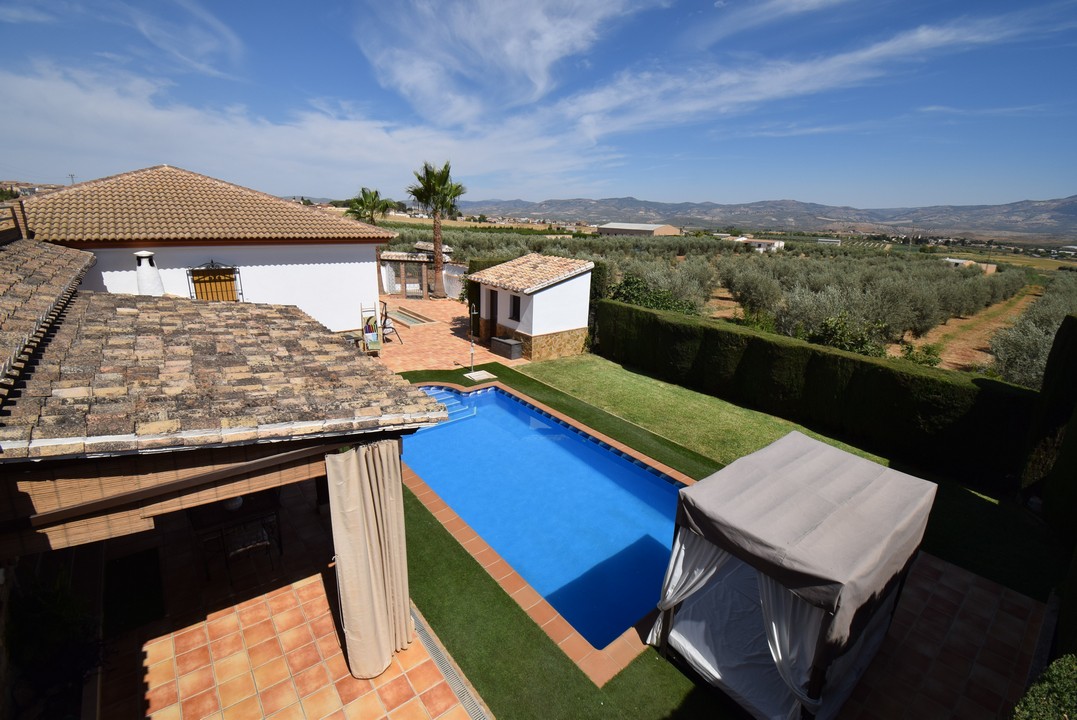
<box><xmin>518</xmin><ymin>354</ymin><xmax>885</xmax><ymax>467</ymax></box>
<box><xmin>399</xmin><ymin>355</ymin><xmax>1067</xmax><ymax>719</ymax></box>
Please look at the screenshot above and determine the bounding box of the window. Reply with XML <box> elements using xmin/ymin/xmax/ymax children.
<box><xmin>188</xmin><ymin>261</ymin><xmax>242</xmax><ymax>301</ymax></box>
<box><xmin>509</xmin><ymin>294</ymin><xmax>521</xmax><ymax>322</ymax></box>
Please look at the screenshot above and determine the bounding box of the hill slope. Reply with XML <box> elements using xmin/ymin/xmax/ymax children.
<box><xmin>457</xmin><ymin>195</ymin><xmax>1077</xmax><ymax>241</ymax></box>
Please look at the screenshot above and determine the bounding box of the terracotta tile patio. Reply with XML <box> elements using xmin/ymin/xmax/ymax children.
<box><xmin>373</xmin><ymin>296</ymin><xmax>530</xmax><ymax>373</ymax></box>
<box><xmin>96</xmin><ymin>480</ymin><xmax>486</xmax><ymax>720</ymax></box>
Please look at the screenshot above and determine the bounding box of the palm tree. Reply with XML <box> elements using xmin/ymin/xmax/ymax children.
<box><xmin>406</xmin><ymin>161</ymin><xmax>466</xmax><ymax>298</ymax></box>
<box><xmin>345</xmin><ymin>187</ymin><xmax>394</xmax><ymax>226</ymax></box>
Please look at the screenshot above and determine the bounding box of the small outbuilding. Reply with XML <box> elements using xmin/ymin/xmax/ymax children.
<box><xmin>468</xmin><ymin>253</ymin><xmax>593</xmax><ymax>361</ymax></box>
<box><xmin>648</xmin><ymin>431</ymin><xmax>936</xmax><ymax>720</ymax></box>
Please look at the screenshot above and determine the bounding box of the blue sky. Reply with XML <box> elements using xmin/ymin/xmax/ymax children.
<box><xmin>1</xmin><ymin>0</ymin><xmax>1075</xmax><ymax>208</ymax></box>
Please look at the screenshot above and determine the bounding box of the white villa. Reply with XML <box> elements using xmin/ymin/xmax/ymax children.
<box><xmin>14</xmin><ymin>165</ymin><xmax>393</xmax><ymax>333</ymax></box>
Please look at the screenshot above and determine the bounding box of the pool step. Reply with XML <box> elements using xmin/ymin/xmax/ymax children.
<box><xmin>422</xmin><ymin>388</ymin><xmax>476</xmax><ymax>422</ymax></box>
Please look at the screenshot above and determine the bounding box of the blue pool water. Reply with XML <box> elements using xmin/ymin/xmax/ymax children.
<box><xmin>402</xmin><ymin>386</ymin><xmax>681</xmax><ymax>648</ymax></box>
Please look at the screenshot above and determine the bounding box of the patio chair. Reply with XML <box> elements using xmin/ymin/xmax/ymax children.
<box><xmin>380</xmin><ymin>301</ymin><xmax>403</xmax><ymax>344</ymax></box>
<box><xmin>360</xmin><ymin>304</ymin><xmax>382</xmax><ymax>355</ymax></box>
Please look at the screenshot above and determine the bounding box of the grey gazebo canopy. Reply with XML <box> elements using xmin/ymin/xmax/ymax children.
<box><xmin>649</xmin><ymin>431</ymin><xmax>936</xmax><ymax>720</ymax></box>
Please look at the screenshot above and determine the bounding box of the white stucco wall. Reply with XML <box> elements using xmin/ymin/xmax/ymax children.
<box><xmin>479</xmin><ymin>271</ymin><xmax>590</xmax><ymax>336</ymax></box>
<box><xmin>80</xmin><ymin>244</ymin><xmax>380</xmax><ymax>332</ymax></box>
<box><xmin>530</xmin><ymin>273</ymin><xmax>591</xmax><ymax>335</ymax></box>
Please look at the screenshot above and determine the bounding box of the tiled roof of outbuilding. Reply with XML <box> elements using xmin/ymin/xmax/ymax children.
<box><xmin>0</xmin><ymin>279</ymin><xmax>444</xmax><ymax>460</ymax></box>
<box><xmin>467</xmin><ymin>253</ymin><xmax>593</xmax><ymax>294</ymax></box>
<box><xmin>20</xmin><ymin>165</ymin><xmax>395</xmax><ymax>244</ymax></box>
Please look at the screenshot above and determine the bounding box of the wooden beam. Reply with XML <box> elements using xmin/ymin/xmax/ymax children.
<box><xmin>24</xmin><ymin>442</ymin><xmax>350</xmax><ymax>530</ymax></box>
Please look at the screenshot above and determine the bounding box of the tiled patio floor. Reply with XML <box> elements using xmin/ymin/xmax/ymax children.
<box><xmin>841</xmin><ymin>552</ymin><xmax>1044</xmax><ymax>719</ymax></box>
<box><xmin>97</xmin><ymin>481</ymin><xmax>483</xmax><ymax>720</ymax></box>
<box><xmin>373</xmin><ymin>296</ymin><xmax>530</xmax><ymax>373</ymax></box>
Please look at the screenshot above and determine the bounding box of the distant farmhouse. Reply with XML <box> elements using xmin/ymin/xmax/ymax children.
<box><xmin>942</xmin><ymin>257</ymin><xmax>997</xmax><ymax>274</ymax></box>
<box><xmin>733</xmin><ymin>237</ymin><xmax>785</xmax><ymax>253</ymax></box>
<box><xmin>13</xmin><ymin>165</ymin><xmax>392</xmax><ymax>332</ymax></box>
<box><xmin>597</xmin><ymin>222</ymin><xmax>681</xmax><ymax>237</ymax></box>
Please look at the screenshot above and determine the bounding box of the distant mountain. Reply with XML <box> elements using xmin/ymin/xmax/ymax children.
<box><xmin>457</xmin><ymin>195</ymin><xmax>1077</xmax><ymax>242</ymax></box>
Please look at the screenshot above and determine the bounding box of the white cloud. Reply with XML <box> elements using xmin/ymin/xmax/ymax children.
<box><xmin>0</xmin><ymin>63</ymin><xmax>613</xmax><ymax>200</ymax></box>
<box><xmin>561</xmin><ymin>14</ymin><xmax>1041</xmax><ymax>140</ymax></box>
<box><xmin>684</xmin><ymin>0</ymin><xmax>853</xmax><ymax>49</ymax></box>
<box><xmin>917</xmin><ymin>104</ymin><xmax>1052</xmax><ymax>117</ymax></box>
<box><xmin>0</xmin><ymin>3</ymin><xmax>56</xmax><ymax>23</ymax></box>
<box><xmin>352</xmin><ymin>0</ymin><xmax>665</xmax><ymax>126</ymax></box>
<box><xmin>115</xmin><ymin>0</ymin><xmax>244</xmax><ymax>77</ymax></box>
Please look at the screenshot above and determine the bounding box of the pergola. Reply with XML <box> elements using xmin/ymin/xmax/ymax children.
<box><xmin>0</xmin><ymin>233</ymin><xmax>445</xmax><ymax>676</ymax></box>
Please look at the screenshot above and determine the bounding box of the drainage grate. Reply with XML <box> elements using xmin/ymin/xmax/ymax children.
<box><xmin>411</xmin><ymin>607</ymin><xmax>490</xmax><ymax>719</ymax></box>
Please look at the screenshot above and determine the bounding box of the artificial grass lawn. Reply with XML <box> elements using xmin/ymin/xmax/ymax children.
<box><xmin>518</xmin><ymin>354</ymin><xmax>885</xmax><ymax>467</ymax></box>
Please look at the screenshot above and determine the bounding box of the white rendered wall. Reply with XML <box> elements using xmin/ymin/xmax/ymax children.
<box><xmin>81</xmin><ymin>244</ymin><xmax>379</xmax><ymax>332</ymax></box>
<box><xmin>530</xmin><ymin>273</ymin><xmax>591</xmax><ymax>335</ymax></box>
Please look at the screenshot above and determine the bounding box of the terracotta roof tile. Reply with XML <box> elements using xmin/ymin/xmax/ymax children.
<box><xmin>20</xmin><ymin>165</ymin><xmax>394</xmax><ymax>244</ymax></box>
<box><xmin>0</xmin><ymin>291</ymin><xmax>444</xmax><ymax>460</ymax></box>
<box><xmin>0</xmin><ymin>238</ymin><xmax>96</xmax><ymax>381</ymax></box>
<box><xmin>467</xmin><ymin>253</ymin><xmax>593</xmax><ymax>295</ymax></box>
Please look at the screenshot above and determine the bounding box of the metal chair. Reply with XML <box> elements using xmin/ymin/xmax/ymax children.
<box><xmin>380</xmin><ymin>301</ymin><xmax>403</xmax><ymax>344</ymax></box>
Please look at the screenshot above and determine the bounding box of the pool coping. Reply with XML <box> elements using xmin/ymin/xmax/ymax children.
<box><xmin>404</xmin><ymin>381</ymin><xmax>697</xmax><ymax>687</ymax></box>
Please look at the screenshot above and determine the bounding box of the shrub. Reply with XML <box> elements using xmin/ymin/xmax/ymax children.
<box><xmin>1012</xmin><ymin>654</ymin><xmax>1077</xmax><ymax>720</ymax></box>
<box><xmin>807</xmin><ymin>314</ymin><xmax>886</xmax><ymax>357</ymax></box>
<box><xmin>729</xmin><ymin>270</ymin><xmax>782</xmax><ymax>317</ymax></box>
<box><xmin>901</xmin><ymin>343</ymin><xmax>943</xmax><ymax>367</ymax></box>
<box><xmin>609</xmin><ymin>274</ymin><xmax>696</xmax><ymax>314</ymax></box>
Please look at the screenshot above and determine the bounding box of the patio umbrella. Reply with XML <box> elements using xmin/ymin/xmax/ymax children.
<box><xmin>325</xmin><ymin>440</ymin><xmax>413</xmax><ymax>678</ymax></box>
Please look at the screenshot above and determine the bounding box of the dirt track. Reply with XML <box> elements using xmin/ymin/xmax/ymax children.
<box><xmin>708</xmin><ymin>287</ymin><xmax>1040</xmax><ymax>372</ymax></box>
<box><xmin>890</xmin><ymin>289</ymin><xmax>1040</xmax><ymax>371</ymax></box>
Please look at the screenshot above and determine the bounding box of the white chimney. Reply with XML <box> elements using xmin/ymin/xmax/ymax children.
<box><xmin>134</xmin><ymin>251</ymin><xmax>165</xmax><ymax>296</ymax></box>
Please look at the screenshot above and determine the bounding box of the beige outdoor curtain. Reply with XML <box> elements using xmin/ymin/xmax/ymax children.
<box><xmin>325</xmin><ymin>440</ymin><xmax>413</xmax><ymax>679</ymax></box>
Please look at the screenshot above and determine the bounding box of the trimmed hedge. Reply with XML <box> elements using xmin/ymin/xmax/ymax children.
<box><xmin>593</xmin><ymin>300</ymin><xmax>1037</xmax><ymax>486</ymax></box>
<box><xmin>1044</xmin><ymin>401</ymin><xmax>1077</xmax><ymax>546</ymax></box>
<box><xmin>1025</xmin><ymin>314</ymin><xmax>1077</xmax><ymax>488</ymax></box>
<box><xmin>1012</xmin><ymin>654</ymin><xmax>1077</xmax><ymax>719</ymax></box>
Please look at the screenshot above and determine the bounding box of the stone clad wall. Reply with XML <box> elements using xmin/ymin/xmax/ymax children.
<box><xmin>510</xmin><ymin>327</ymin><xmax>588</xmax><ymax>361</ymax></box>
<box><xmin>484</xmin><ymin>324</ymin><xmax>587</xmax><ymax>361</ymax></box>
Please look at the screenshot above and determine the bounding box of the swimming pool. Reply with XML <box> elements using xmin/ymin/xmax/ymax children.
<box><xmin>402</xmin><ymin>385</ymin><xmax>681</xmax><ymax>648</ymax></box>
